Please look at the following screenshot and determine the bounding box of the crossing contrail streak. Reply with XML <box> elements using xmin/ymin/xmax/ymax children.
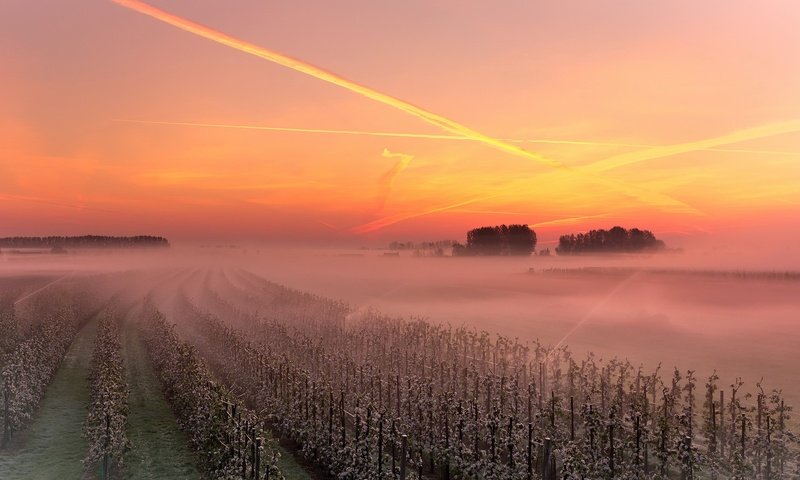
<box><xmin>530</xmin><ymin>213</ymin><xmax>611</xmax><ymax>228</ymax></box>
<box><xmin>112</xmin><ymin>1</ymin><xmax>564</xmax><ymax>168</ymax></box>
<box><xmin>585</xmin><ymin>120</ymin><xmax>800</xmax><ymax>173</ymax></box>
<box><xmin>14</xmin><ymin>273</ymin><xmax>73</xmax><ymax>305</ymax></box>
<box><xmin>112</xmin><ymin>0</ymin><xmax>698</xmax><ymax>214</ymax></box>
<box><xmin>351</xmin><ymin>195</ymin><xmax>500</xmax><ymax>234</ymax></box>
<box><xmin>0</xmin><ymin>193</ymin><xmax>115</xmax><ymax>213</ymax></box>
<box><xmin>118</xmin><ymin>119</ymin><xmax>799</xmax><ymax>156</ymax></box>
<box><xmin>316</xmin><ymin>220</ymin><xmax>341</xmax><ymax>232</ymax></box>
<box><xmin>117</xmin><ymin>120</ymin><xmax>466</xmax><ymax>141</ymax></box>
<box><xmin>548</xmin><ymin>270</ymin><xmax>643</xmax><ymax>356</ymax></box>
<box><xmin>350</xmin><ymin>118</ymin><xmax>800</xmax><ymax>233</ymax></box>
<box><xmin>377</xmin><ymin>149</ymin><xmax>413</xmax><ymax>211</ymax></box>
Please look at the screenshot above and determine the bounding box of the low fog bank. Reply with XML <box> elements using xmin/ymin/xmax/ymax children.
<box><xmin>1</xmin><ymin>245</ymin><xmax>798</xmax><ymax>409</ymax></box>
<box><xmin>237</xmin><ymin>248</ymin><xmax>799</xmax><ymax>406</ymax></box>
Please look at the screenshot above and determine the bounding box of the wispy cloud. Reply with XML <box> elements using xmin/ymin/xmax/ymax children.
<box><xmin>0</xmin><ymin>193</ymin><xmax>115</xmax><ymax>213</ymax></box>
<box><xmin>376</xmin><ymin>149</ymin><xmax>413</xmax><ymax>212</ymax></box>
<box><xmin>117</xmin><ymin>120</ymin><xmax>466</xmax><ymax>141</ymax></box>
<box><xmin>316</xmin><ymin>220</ymin><xmax>341</xmax><ymax>232</ymax></box>
<box><xmin>530</xmin><ymin>214</ymin><xmax>611</xmax><ymax>228</ymax></box>
<box><xmin>112</xmin><ymin>0</ymin><xmax>696</xmax><ymax>214</ymax></box>
<box><xmin>119</xmin><ymin>119</ymin><xmax>799</xmax><ymax>156</ymax></box>
<box><xmin>449</xmin><ymin>209</ymin><xmax>532</xmax><ymax>216</ymax></box>
<box><xmin>350</xmin><ymin>194</ymin><xmax>499</xmax><ymax>234</ymax></box>
<box><xmin>584</xmin><ymin>120</ymin><xmax>800</xmax><ymax>173</ymax></box>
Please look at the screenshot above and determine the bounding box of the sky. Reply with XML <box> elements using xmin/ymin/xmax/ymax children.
<box><xmin>1</xmin><ymin>0</ymin><xmax>799</xmax><ymax>247</ymax></box>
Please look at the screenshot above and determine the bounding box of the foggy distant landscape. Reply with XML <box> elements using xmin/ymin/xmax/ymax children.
<box><xmin>1</xmin><ymin>245</ymin><xmax>798</xmax><ymax>478</ymax></box>
<box><xmin>4</xmin><ymin>0</ymin><xmax>800</xmax><ymax>478</ymax></box>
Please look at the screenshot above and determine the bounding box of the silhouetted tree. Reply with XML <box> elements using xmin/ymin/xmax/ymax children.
<box><xmin>556</xmin><ymin>226</ymin><xmax>665</xmax><ymax>254</ymax></box>
<box><xmin>467</xmin><ymin>226</ymin><xmax>504</xmax><ymax>255</ymax></box>
<box><xmin>506</xmin><ymin>224</ymin><xmax>537</xmax><ymax>255</ymax></box>
<box><xmin>389</xmin><ymin>240</ymin><xmax>455</xmax><ymax>251</ymax></box>
<box><xmin>0</xmin><ymin>236</ymin><xmax>170</xmax><ymax>249</ymax></box>
<box><xmin>451</xmin><ymin>242</ymin><xmax>468</xmax><ymax>256</ymax></box>
<box><xmin>459</xmin><ymin>224</ymin><xmax>537</xmax><ymax>256</ymax></box>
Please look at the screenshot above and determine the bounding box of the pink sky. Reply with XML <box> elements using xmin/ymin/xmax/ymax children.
<box><xmin>1</xmin><ymin>0</ymin><xmax>799</xmax><ymax>249</ymax></box>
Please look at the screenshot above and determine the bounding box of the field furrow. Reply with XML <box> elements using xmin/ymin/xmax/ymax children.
<box><xmin>120</xmin><ymin>307</ymin><xmax>201</xmax><ymax>480</ymax></box>
<box><xmin>0</xmin><ymin>315</ymin><xmax>98</xmax><ymax>479</ymax></box>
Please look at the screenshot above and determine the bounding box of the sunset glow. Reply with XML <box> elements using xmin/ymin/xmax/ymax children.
<box><xmin>2</xmin><ymin>3</ymin><xmax>800</xmax><ymax>477</ymax></box>
<box><xmin>2</xmin><ymin>0</ymin><xmax>798</xmax><ymax>247</ymax></box>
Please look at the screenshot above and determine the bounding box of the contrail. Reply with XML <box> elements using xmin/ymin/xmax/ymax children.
<box><xmin>345</xmin><ymin>282</ymin><xmax>412</xmax><ymax>324</ymax></box>
<box><xmin>118</xmin><ymin>120</ymin><xmax>466</xmax><ymax>141</ymax></box>
<box><xmin>124</xmin><ymin>117</ymin><xmax>799</xmax><ymax>233</ymax></box>
<box><xmin>0</xmin><ymin>193</ymin><xmax>115</xmax><ymax>213</ymax></box>
<box><xmin>316</xmin><ymin>220</ymin><xmax>341</xmax><ymax>232</ymax></box>
<box><xmin>351</xmin><ymin>194</ymin><xmax>500</xmax><ymax>234</ymax></box>
<box><xmin>350</xmin><ymin>118</ymin><xmax>800</xmax><ymax>233</ymax></box>
<box><xmin>118</xmin><ymin>119</ymin><xmax>799</xmax><ymax>156</ymax></box>
<box><xmin>449</xmin><ymin>209</ymin><xmax>532</xmax><ymax>215</ymax></box>
<box><xmin>530</xmin><ymin>213</ymin><xmax>611</xmax><ymax>228</ymax></box>
<box><xmin>14</xmin><ymin>273</ymin><xmax>74</xmax><ymax>306</ymax></box>
<box><xmin>585</xmin><ymin>120</ymin><xmax>800</xmax><ymax>173</ymax></box>
<box><xmin>376</xmin><ymin>149</ymin><xmax>413</xmax><ymax>211</ymax></box>
<box><xmin>112</xmin><ymin>0</ymin><xmax>697</xmax><ymax>214</ymax></box>
<box><xmin>112</xmin><ymin>1</ymin><xmax>564</xmax><ymax>168</ymax></box>
<box><xmin>548</xmin><ymin>270</ymin><xmax>642</xmax><ymax>355</ymax></box>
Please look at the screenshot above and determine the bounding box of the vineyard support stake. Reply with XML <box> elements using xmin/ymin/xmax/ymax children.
<box><xmin>3</xmin><ymin>377</ymin><xmax>9</xmax><ymax>447</ymax></box>
<box><xmin>399</xmin><ymin>434</ymin><xmax>407</xmax><ymax>480</ymax></box>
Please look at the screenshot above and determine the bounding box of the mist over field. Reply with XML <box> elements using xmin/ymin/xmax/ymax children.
<box><xmin>1</xmin><ymin>242</ymin><xmax>799</xmax><ymax>479</ymax></box>
<box><xmin>4</xmin><ymin>0</ymin><xmax>800</xmax><ymax>477</ymax></box>
<box><xmin>3</xmin><ymin>246</ymin><xmax>798</xmax><ymax>409</ymax></box>
<box><xmin>263</xmin><ymin>248</ymin><xmax>800</xmax><ymax>409</ymax></box>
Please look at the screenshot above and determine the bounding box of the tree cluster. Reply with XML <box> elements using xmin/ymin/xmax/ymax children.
<box><xmin>389</xmin><ymin>240</ymin><xmax>456</xmax><ymax>251</ymax></box>
<box><xmin>556</xmin><ymin>226</ymin><xmax>664</xmax><ymax>255</ymax></box>
<box><xmin>453</xmin><ymin>224</ymin><xmax>537</xmax><ymax>256</ymax></box>
<box><xmin>0</xmin><ymin>235</ymin><xmax>170</xmax><ymax>249</ymax></box>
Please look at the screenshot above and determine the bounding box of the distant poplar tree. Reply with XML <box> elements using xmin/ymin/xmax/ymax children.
<box><xmin>556</xmin><ymin>226</ymin><xmax>665</xmax><ymax>254</ymax></box>
<box><xmin>458</xmin><ymin>224</ymin><xmax>537</xmax><ymax>256</ymax></box>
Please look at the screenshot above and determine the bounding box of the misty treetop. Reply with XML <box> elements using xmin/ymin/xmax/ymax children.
<box><xmin>0</xmin><ymin>236</ymin><xmax>170</xmax><ymax>249</ymax></box>
<box><xmin>556</xmin><ymin>226</ymin><xmax>665</xmax><ymax>254</ymax></box>
<box><xmin>453</xmin><ymin>224</ymin><xmax>537</xmax><ymax>256</ymax></box>
<box><xmin>388</xmin><ymin>240</ymin><xmax>456</xmax><ymax>251</ymax></box>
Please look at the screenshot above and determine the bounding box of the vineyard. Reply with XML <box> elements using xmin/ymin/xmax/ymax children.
<box><xmin>83</xmin><ymin>309</ymin><xmax>129</xmax><ymax>477</ymax></box>
<box><xmin>0</xmin><ymin>268</ymin><xmax>798</xmax><ymax>479</ymax></box>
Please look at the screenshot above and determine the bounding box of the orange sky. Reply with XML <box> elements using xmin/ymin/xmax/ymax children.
<box><xmin>1</xmin><ymin>0</ymin><xmax>799</xmax><ymax>247</ymax></box>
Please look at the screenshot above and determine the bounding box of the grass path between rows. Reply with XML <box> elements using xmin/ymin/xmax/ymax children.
<box><xmin>188</xmin><ymin>269</ymin><xmax>316</xmax><ymax>480</ymax></box>
<box><xmin>0</xmin><ymin>315</ymin><xmax>99</xmax><ymax>479</ymax></box>
<box><xmin>120</xmin><ymin>309</ymin><xmax>201</xmax><ymax>480</ymax></box>
<box><xmin>274</xmin><ymin>442</ymin><xmax>317</xmax><ymax>480</ymax></box>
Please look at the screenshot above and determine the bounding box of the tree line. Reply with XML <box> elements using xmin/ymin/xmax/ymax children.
<box><xmin>0</xmin><ymin>235</ymin><xmax>170</xmax><ymax>249</ymax></box>
<box><xmin>453</xmin><ymin>224</ymin><xmax>537</xmax><ymax>256</ymax></box>
<box><xmin>556</xmin><ymin>226</ymin><xmax>664</xmax><ymax>254</ymax></box>
<box><xmin>389</xmin><ymin>240</ymin><xmax>456</xmax><ymax>251</ymax></box>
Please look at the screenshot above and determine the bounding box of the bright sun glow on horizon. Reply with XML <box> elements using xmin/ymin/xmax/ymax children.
<box><xmin>1</xmin><ymin>0</ymin><xmax>799</xmax><ymax>249</ymax></box>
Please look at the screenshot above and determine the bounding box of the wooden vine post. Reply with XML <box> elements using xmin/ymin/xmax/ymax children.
<box><xmin>570</xmin><ymin>396</ymin><xmax>575</xmax><ymax>441</ymax></box>
<box><xmin>740</xmin><ymin>414</ymin><xmax>746</xmax><ymax>458</ymax></box>
<box><xmin>3</xmin><ymin>377</ymin><xmax>10</xmax><ymax>447</ymax></box>
<box><xmin>103</xmin><ymin>413</ymin><xmax>110</xmax><ymax>479</ymax></box>
<box><xmin>399</xmin><ymin>434</ymin><xmax>407</xmax><ymax>480</ymax></box>
<box><xmin>377</xmin><ymin>414</ymin><xmax>383</xmax><ymax>476</ymax></box>
<box><xmin>608</xmin><ymin>419</ymin><xmax>615</xmax><ymax>478</ymax></box>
